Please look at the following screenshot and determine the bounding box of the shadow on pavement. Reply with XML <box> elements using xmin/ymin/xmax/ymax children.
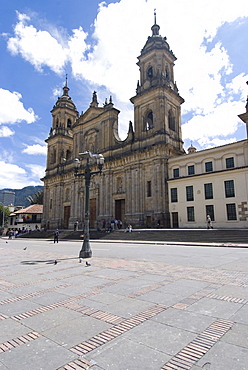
<box><xmin>21</xmin><ymin>257</ymin><xmax>78</xmax><ymax>265</ymax></box>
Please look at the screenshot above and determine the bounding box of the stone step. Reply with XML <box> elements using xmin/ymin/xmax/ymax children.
<box><xmin>18</xmin><ymin>228</ymin><xmax>248</xmax><ymax>244</ymax></box>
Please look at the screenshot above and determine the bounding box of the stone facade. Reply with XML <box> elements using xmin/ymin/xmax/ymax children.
<box><xmin>42</xmin><ymin>18</ymin><xmax>185</xmax><ymax>230</ymax></box>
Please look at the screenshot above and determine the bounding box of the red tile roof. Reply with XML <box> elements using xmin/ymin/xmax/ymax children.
<box><xmin>14</xmin><ymin>205</ymin><xmax>43</xmax><ymax>214</ymax></box>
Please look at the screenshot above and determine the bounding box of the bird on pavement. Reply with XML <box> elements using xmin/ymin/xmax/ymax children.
<box><xmin>54</xmin><ymin>260</ymin><xmax>57</xmax><ymax>265</ymax></box>
<box><xmin>79</xmin><ymin>258</ymin><xmax>83</xmax><ymax>263</ymax></box>
<box><xmin>86</xmin><ymin>261</ymin><xmax>91</xmax><ymax>267</ymax></box>
<box><xmin>23</xmin><ymin>247</ymin><xmax>27</xmax><ymax>250</ymax></box>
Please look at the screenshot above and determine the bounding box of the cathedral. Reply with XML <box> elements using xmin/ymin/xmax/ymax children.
<box><xmin>42</xmin><ymin>17</ymin><xmax>248</xmax><ymax>230</ymax></box>
<box><xmin>42</xmin><ymin>16</ymin><xmax>185</xmax><ymax>230</ymax></box>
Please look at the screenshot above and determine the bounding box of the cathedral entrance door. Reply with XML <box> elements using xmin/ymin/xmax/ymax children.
<box><xmin>172</xmin><ymin>212</ymin><xmax>179</xmax><ymax>228</ymax></box>
<box><xmin>90</xmin><ymin>198</ymin><xmax>96</xmax><ymax>228</ymax></box>
<box><xmin>115</xmin><ymin>199</ymin><xmax>125</xmax><ymax>224</ymax></box>
<box><xmin>146</xmin><ymin>216</ymin><xmax>152</xmax><ymax>228</ymax></box>
<box><xmin>64</xmin><ymin>206</ymin><xmax>70</xmax><ymax>229</ymax></box>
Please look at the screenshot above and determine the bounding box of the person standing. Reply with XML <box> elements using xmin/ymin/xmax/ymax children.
<box><xmin>206</xmin><ymin>215</ymin><xmax>213</xmax><ymax>229</ymax></box>
<box><xmin>54</xmin><ymin>229</ymin><xmax>59</xmax><ymax>243</ymax></box>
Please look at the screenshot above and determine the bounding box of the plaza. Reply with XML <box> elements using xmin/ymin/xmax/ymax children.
<box><xmin>0</xmin><ymin>236</ymin><xmax>248</xmax><ymax>369</ymax></box>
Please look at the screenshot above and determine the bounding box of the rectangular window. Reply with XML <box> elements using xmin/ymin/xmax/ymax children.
<box><xmin>173</xmin><ymin>168</ymin><xmax>179</xmax><ymax>178</ymax></box>
<box><xmin>205</xmin><ymin>161</ymin><xmax>213</xmax><ymax>172</ymax></box>
<box><xmin>186</xmin><ymin>186</ymin><xmax>194</xmax><ymax>201</ymax></box>
<box><xmin>171</xmin><ymin>188</ymin><xmax>178</xmax><ymax>202</ymax></box>
<box><xmin>226</xmin><ymin>157</ymin><xmax>234</xmax><ymax>169</ymax></box>
<box><xmin>147</xmin><ymin>181</ymin><xmax>152</xmax><ymax>197</ymax></box>
<box><xmin>226</xmin><ymin>203</ymin><xmax>237</xmax><ymax>220</ymax></box>
<box><xmin>206</xmin><ymin>205</ymin><xmax>215</xmax><ymax>221</ymax></box>
<box><xmin>187</xmin><ymin>206</ymin><xmax>195</xmax><ymax>222</ymax></box>
<box><xmin>204</xmin><ymin>183</ymin><xmax>213</xmax><ymax>199</ymax></box>
<box><xmin>188</xmin><ymin>165</ymin><xmax>195</xmax><ymax>175</ymax></box>
<box><xmin>50</xmin><ymin>199</ymin><xmax>53</xmax><ymax>209</ymax></box>
<box><xmin>224</xmin><ymin>180</ymin><xmax>235</xmax><ymax>198</ymax></box>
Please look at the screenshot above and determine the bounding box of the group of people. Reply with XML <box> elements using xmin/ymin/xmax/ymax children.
<box><xmin>97</xmin><ymin>219</ymin><xmax>123</xmax><ymax>232</ymax></box>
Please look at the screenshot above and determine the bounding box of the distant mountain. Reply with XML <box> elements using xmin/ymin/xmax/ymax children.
<box><xmin>0</xmin><ymin>186</ymin><xmax>44</xmax><ymax>207</ymax></box>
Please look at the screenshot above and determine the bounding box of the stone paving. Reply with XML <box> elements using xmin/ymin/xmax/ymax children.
<box><xmin>0</xmin><ymin>237</ymin><xmax>248</xmax><ymax>369</ymax></box>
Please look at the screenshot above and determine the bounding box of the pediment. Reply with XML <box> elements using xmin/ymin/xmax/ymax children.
<box><xmin>81</xmin><ymin>107</ymin><xmax>104</xmax><ymax>123</ymax></box>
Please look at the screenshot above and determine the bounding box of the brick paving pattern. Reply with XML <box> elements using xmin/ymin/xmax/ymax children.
<box><xmin>0</xmin><ymin>239</ymin><xmax>248</xmax><ymax>369</ymax></box>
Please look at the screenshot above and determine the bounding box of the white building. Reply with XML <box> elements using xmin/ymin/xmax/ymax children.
<box><xmin>168</xmin><ymin>139</ymin><xmax>248</xmax><ymax>228</ymax></box>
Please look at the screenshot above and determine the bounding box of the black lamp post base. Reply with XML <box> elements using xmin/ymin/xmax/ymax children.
<box><xmin>79</xmin><ymin>250</ymin><xmax>92</xmax><ymax>259</ymax></box>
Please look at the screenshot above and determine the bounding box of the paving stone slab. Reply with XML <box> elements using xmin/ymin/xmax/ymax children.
<box><xmin>0</xmin><ymin>336</ymin><xmax>77</xmax><ymax>370</ymax></box>
<box><xmin>89</xmin><ymin>336</ymin><xmax>170</xmax><ymax>370</ymax></box>
<box><xmin>20</xmin><ymin>307</ymin><xmax>83</xmax><ymax>333</ymax></box>
<box><xmin>152</xmin><ymin>307</ymin><xmax>215</xmax><ymax>333</ymax></box>
<box><xmin>139</xmin><ymin>290</ymin><xmax>180</xmax><ymax>306</ymax></box>
<box><xmin>124</xmin><ymin>320</ymin><xmax>196</xmax><ymax>356</ymax></box>
<box><xmin>0</xmin><ymin>299</ymin><xmax>42</xmax><ymax>317</ymax></box>
<box><xmin>157</xmin><ymin>279</ymin><xmax>210</xmax><ymax>298</ymax></box>
<box><xmin>55</xmin><ymin>284</ymin><xmax>92</xmax><ymax>296</ymax></box>
<box><xmin>63</xmin><ymin>274</ymin><xmax>112</xmax><ymax>288</ymax></box>
<box><xmin>221</xmin><ymin>322</ymin><xmax>248</xmax><ymax>349</ymax></box>
<box><xmin>42</xmin><ymin>315</ymin><xmax>112</xmax><ymax>348</ymax></box>
<box><xmin>99</xmin><ymin>297</ymin><xmax>154</xmax><ymax>318</ymax></box>
<box><xmin>187</xmin><ymin>297</ymin><xmax>243</xmax><ymax>319</ymax></box>
<box><xmin>0</xmin><ymin>318</ymin><xmax>34</xmax><ymax>343</ymax></box>
<box><xmin>101</xmin><ymin>279</ymin><xmax>152</xmax><ymax>296</ymax></box>
<box><xmin>85</xmin><ymin>267</ymin><xmax>137</xmax><ymax>279</ymax></box>
<box><xmin>196</xmin><ymin>340</ymin><xmax>248</xmax><ymax>370</ymax></box>
<box><xmin>213</xmin><ymin>285</ymin><xmax>248</xmax><ymax>300</ymax></box>
<box><xmin>25</xmin><ymin>291</ymin><xmax>71</xmax><ymax>305</ymax></box>
<box><xmin>87</xmin><ymin>292</ymin><xmax>127</xmax><ymax>305</ymax></box>
<box><xmin>230</xmin><ymin>304</ymin><xmax>248</xmax><ymax>325</ymax></box>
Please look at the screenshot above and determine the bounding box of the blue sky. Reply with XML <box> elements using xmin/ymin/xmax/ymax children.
<box><xmin>0</xmin><ymin>0</ymin><xmax>248</xmax><ymax>189</ymax></box>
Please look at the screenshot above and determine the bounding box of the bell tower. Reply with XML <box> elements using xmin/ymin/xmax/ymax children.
<box><xmin>131</xmin><ymin>11</ymin><xmax>184</xmax><ymax>154</ymax></box>
<box><xmin>45</xmin><ymin>77</ymin><xmax>78</xmax><ymax>172</ymax></box>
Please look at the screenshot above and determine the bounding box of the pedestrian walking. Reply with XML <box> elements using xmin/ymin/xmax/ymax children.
<box><xmin>54</xmin><ymin>229</ymin><xmax>59</xmax><ymax>243</ymax></box>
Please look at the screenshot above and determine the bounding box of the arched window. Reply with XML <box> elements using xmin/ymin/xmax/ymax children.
<box><xmin>66</xmin><ymin>150</ymin><xmax>71</xmax><ymax>160</ymax></box>
<box><xmin>67</xmin><ymin>118</ymin><xmax>72</xmax><ymax>128</ymax></box>
<box><xmin>168</xmin><ymin>109</ymin><xmax>176</xmax><ymax>131</ymax></box>
<box><xmin>144</xmin><ymin>111</ymin><xmax>153</xmax><ymax>131</ymax></box>
<box><xmin>147</xmin><ymin>66</ymin><xmax>153</xmax><ymax>78</ymax></box>
<box><xmin>50</xmin><ymin>147</ymin><xmax>56</xmax><ymax>164</ymax></box>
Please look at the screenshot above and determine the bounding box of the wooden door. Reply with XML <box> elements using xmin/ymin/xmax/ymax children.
<box><xmin>64</xmin><ymin>206</ymin><xmax>70</xmax><ymax>229</ymax></box>
<box><xmin>172</xmin><ymin>212</ymin><xmax>179</xmax><ymax>228</ymax></box>
<box><xmin>115</xmin><ymin>199</ymin><xmax>125</xmax><ymax>223</ymax></box>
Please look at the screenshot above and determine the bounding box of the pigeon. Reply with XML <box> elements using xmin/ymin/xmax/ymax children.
<box><xmin>86</xmin><ymin>261</ymin><xmax>91</xmax><ymax>267</ymax></box>
<box><xmin>23</xmin><ymin>247</ymin><xmax>27</xmax><ymax>250</ymax></box>
<box><xmin>54</xmin><ymin>260</ymin><xmax>57</xmax><ymax>265</ymax></box>
<box><xmin>79</xmin><ymin>258</ymin><xmax>83</xmax><ymax>263</ymax></box>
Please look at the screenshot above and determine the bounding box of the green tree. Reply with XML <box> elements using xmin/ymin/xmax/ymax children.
<box><xmin>27</xmin><ymin>190</ymin><xmax>44</xmax><ymax>205</ymax></box>
<box><xmin>0</xmin><ymin>204</ymin><xmax>10</xmax><ymax>228</ymax></box>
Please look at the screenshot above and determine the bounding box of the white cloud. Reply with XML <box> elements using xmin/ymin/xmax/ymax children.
<box><xmin>7</xmin><ymin>11</ymin><xmax>69</xmax><ymax>74</ymax></box>
<box><xmin>22</xmin><ymin>144</ymin><xmax>47</xmax><ymax>155</ymax></box>
<box><xmin>0</xmin><ymin>126</ymin><xmax>15</xmax><ymax>137</ymax></box>
<box><xmin>182</xmin><ymin>100</ymin><xmax>245</xmax><ymax>146</ymax></box>
<box><xmin>5</xmin><ymin>0</ymin><xmax>248</xmax><ymax>148</ymax></box>
<box><xmin>0</xmin><ymin>88</ymin><xmax>37</xmax><ymax>125</ymax></box>
<box><xmin>26</xmin><ymin>164</ymin><xmax>45</xmax><ymax>180</ymax></box>
<box><xmin>0</xmin><ymin>161</ymin><xmax>41</xmax><ymax>189</ymax></box>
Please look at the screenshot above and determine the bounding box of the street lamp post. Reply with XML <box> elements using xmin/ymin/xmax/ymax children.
<box><xmin>74</xmin><ymin>151</ymin><xmax>104</xmax><ymax>262</ymax></box>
